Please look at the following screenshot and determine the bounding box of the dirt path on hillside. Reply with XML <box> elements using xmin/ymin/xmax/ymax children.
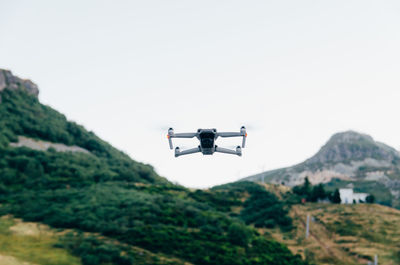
<box><xmin>10</xmin><ymin>219</ymin><xmax>51</xmax><ymax>236</ymax></box>
<box><xmin>292</xmin><ymin>207</ymin><xmax>336</xmax><ymax>257</ymax></box>
<box><xmin>292</xmin><ymin>206</ymin><xmax>373</xmax><ymax>265</ymax></box>
<box><xmin>0</xmin><ymin>255</ymin><xmax>37</xmax><ymax>265</ymax></box>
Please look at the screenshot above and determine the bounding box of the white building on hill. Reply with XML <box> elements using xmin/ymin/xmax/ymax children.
<box><xmin>339</xmin><ymin>188</ymin><xmax>368</xmax><ymax>204</ymax></box>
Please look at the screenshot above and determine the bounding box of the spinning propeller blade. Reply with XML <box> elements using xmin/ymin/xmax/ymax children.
<box><xmin>241</xmin><ymin>126</ymin><xmax>247</xmax><ymax>148</ymax></box>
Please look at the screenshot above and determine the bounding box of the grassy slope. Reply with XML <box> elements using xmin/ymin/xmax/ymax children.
<box><xmin>0</xmin><ymin>215</ymin><xmax>191</xmax><ymax>265</ymax></box>
<box><xmin>0</xmin><ymin>215</ymin><xmax>80</xmax><ymax>265</ymax></box>
<box><xmin>3</xmin><ymin>182</ymin><xmax>307</xmax><ymax>265</ymax></box>
<box><xmin>266</xmin><ymin>203</ymin><xmax>400</xmax><ymax>265</ymax></box>
<box><xmin>221</xmin><ymin>183</ymin><xmax>400</xmax><ymax>264</ymax></box>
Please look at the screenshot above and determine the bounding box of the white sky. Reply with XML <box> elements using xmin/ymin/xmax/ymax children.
<box><xmin>1</xmin><ymin>0</ymin><xmax>400</xmax><ymax>188</ymax></box>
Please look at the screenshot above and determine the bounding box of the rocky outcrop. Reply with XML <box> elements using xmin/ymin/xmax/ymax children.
<box><xmin>245</xmin><ymin>131</ymin><xmax>400</xmax><ymax>185</ymax></box>
<box><xmin>10</xmin><ymin>136</ymin><xmax>90</xmax><ymax>154</ymax></box>
<box><xmin>305</xmin><ymin>131</ymin><xmax>400</xmax><ymax>164</ymax></box>
<box><xmin>0</xmin><ymin>70</ymin><xmax>6</xmax><ymax>92</ymax></box>
<box><xmin>0</xmin><ymin>69</ymin><xmax>39</xmax><ymax>98</ymax></box>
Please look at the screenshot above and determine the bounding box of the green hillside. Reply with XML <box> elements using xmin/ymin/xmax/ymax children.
<box><xmin>268</xmin><ymin>203</ymin><xmax>400</xmax><ymax>265</ymax></box>
<box><xmin>0</xmin><ymin>71</ymin><xmax>308</xmax><ymax>265</ymax></box>
<box><xmin>0</xmin><ymin>88</ymin><xmax>164</xmax><ymax>187</ymax></box>
<box><xmin>0</xmin><ymin>215</ymin><xmax>191</xmax><ymax>265</ymax></box>
<box><xmin>0</xmin><ymin>215</ymin><xmax>80</xmax><ymax>265</ymax></box>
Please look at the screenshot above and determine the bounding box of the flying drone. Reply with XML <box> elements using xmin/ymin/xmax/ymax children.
<box><xmin>167</xmin><ymin>126</ymin><xmax>247</xmax><ymax>157</ymax></box>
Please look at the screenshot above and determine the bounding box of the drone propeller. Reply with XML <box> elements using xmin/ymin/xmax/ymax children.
<box><xmin>240</xmin><ymin>126</ymin><xmax>247</xmax><ymax>148</ymax></box>
<box><xmin>236</xmin><ymin>123</ymin><xmax>259</xmax><ymax>131</ymax></box>
<box><xmin>152</xmin><ymin>124</ymin><xmax>182</xmax><ymax>133</ymax></box>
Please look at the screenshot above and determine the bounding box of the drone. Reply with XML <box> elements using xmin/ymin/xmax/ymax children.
<box><xmin>167</xmin><ymin>126</ymin><xmax>247</xmax><ymax>157</ymax></box>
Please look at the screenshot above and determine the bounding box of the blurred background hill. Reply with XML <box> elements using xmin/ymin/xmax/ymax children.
<box><xmin>0</xmin><ymin>70</ymin><xmax>307</xmax><ymax>265</ymax></box>
<box><xmin>243</xmin><ymin>130</ymin><xmax>400</xmax><ymax>208</ymax></box>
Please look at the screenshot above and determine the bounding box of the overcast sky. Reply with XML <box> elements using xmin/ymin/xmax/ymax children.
<box><xmin>1</xmin><ymin>1</ymin><xmax>400</xmax><ymax>188</ymax></box>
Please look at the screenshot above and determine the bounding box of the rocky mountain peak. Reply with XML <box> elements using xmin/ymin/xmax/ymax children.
<box><xmin>242</xmin><ymin>131</ymin><xmax>400</xmax><ymax>207</ymax></box>
<box><xmin>329</xmin><ymin>130</ymin><xmax>373</xmax><ymax>143</ymax></box>
<box><xmin>0</xmin><ymin>69</ymin><xmax>39</xmax><ymax>98</ymax></box>
<box><xmin>306</xmin><ymin>130</ymin><xmax>400</xmax><ymax>164</ymax></box>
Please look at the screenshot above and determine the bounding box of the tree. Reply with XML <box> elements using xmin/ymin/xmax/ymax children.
<box><xmin>303</xmin><ymin>177</ymin><xmax>311</xmax><ymax>194</ymax></box>
<box><xmin>227</xmin><ymin>223</ymin><xmax>251</xmax><ymax>247</ymax></box>
<box><xmin>331</xmin><ymin>189</ymin><xmax>341</xmax><ymax>204</ymax></box>
<box><xmin>310</xmin><ymin>184</ymin><xmax>326</xmax><ymax>202</ymax></box>
<box><xmin>240</xmin><ymin>188</ymin><xmax>292</xmax><ymax>229</ymax></box>
<box><xmin>366</xmin><ymin>194</ymin><xmax>375</xmax><ymax>203</ymax></box>
<box><xmin>293</xmin><ymin>177</ymin><xmax>312</xmax><ymax>201</ymax></box>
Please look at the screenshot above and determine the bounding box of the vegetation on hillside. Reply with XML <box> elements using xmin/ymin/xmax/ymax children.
<box><xmin>269</xmin><ymin>203</ymin><xmax>400</xmax><ymax>265</ymax></box>
<box><xmin>212</xmin><ymin>182</ymin><xmax>293</xmax><ymax>230</ymax></box>
<box><xmin>0</xmin><ymin>89</ymin><xmax>308</xmax><ymax>264</ymax></box>
<box><xmin>323</xmin><ymin>178</ymin><xmax>387</xmax><ymax>205</ymax></box>
<box><xmin>291</xmin><ymin>177</ymin><xmax>331</xmax><ymax>203</ymax></box>
<box><xmin>0</xmin><ymin>215</ymin><xmax>190</xmax><ymax>265</ymax></box>
<box><xmin>0</xmin><ymin>89</ymin><xmax>163</xmax><ymax>185</ymax></box>
<box><xmin>291</xmin><ymin>177</ymin><xmax>381</xmax><ymax>205</ymax></box>
<box><xmin>0</xmin><ymin>216</ymin><xmax>81</xmax><ymax>265</ymax></box>
<box><xmin>58</xmin><ymin>232</ymin><xmax>186</xmax><ymax>265</ymax></box>
<box><xmin>1</xmin><ymin>182</ymin><xmax>308</xmax><ymax>265</ymax></box>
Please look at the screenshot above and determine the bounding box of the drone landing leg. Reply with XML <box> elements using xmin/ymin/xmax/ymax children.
<box><xmin>175</xmin><ymin>146</ymin><xmax>201</xmax><ymax>157</ymax></box>
<box><xmin>215</xmin><ymin>146</ymin><xmax>242</xmax><ymax>156</ymax></box>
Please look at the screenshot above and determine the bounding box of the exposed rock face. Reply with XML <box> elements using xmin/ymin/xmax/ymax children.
<box><xmin>0</xmin><ymin>69</ymin><xmax>39</xmax><ymax>98</ymax></box>
<box><xmin>9</xmin><ymin>136</ymin><xmax>90</xmax><ymax>154</ymax></box>
<box><xmin>0</xmin><ymin>70</ymin><xmax>6</xmax><ymax>91</ymax></box>
<box><xmin>306</xmin><ymin>131</ymin><xmax>400</xmax><ymax>164</ymax></box>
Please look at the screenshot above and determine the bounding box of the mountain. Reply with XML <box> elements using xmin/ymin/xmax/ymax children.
<box><xmin>0</xmin><ymin>69</ymin><xmax>165</xmax><ymax>185</ymax></box>
<box><xmin>0</xmin><ymin>69</ymin><xmax>308</xmax><ymax>265</ymax></box>
<box><xmin>306</xmin><ymin>131</ymin><xmax>400</xmax><ymax>164</ymax></box>
<box><xmin>242</xmin><ymin>131</ymin><xmax>400</xmax><ymax>208</ymax></box>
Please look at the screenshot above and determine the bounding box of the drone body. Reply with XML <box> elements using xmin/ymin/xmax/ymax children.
<box><xmin>167</xmin><ymin>127</ymin><xmax>247</xmax><ymax>157</ymax></box>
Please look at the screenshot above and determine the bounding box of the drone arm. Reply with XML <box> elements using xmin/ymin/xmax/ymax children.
<box><xmin>175</xmin><ymin>146</ymin><xmax>201</xmax><ymax>157</ymax></box>
<box><xmin>215</xmin><ymin>146</ymin><xmax>242</xmax><ymax>156</ymax></box>
<box><xmin>217</xmin><ymin>126</ymin><xmax>247</xmax><ymax>148</ymax></box>
<box><xmin>217</xmin><ymin>132</ymin><xmax>243</xmax><ymax>137</ymax></box>
<box><xmin>172</xmin><ymin>133</ymin><xmax>198</xmax><ymax>138</ymax></box>
<box><xmin>167</xmin><ymin>136</ymin><xmax>173</xmax><ymax>149</ymax></box>
<box><xmin>242</xmin><ymin>134</ymin><xmax>247</xmax><ymax>148</ymax></box>
<box><xmin>167</xmin><ymin>128</ymin><xmax>197</xmax><ymax>150</ymax></box>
